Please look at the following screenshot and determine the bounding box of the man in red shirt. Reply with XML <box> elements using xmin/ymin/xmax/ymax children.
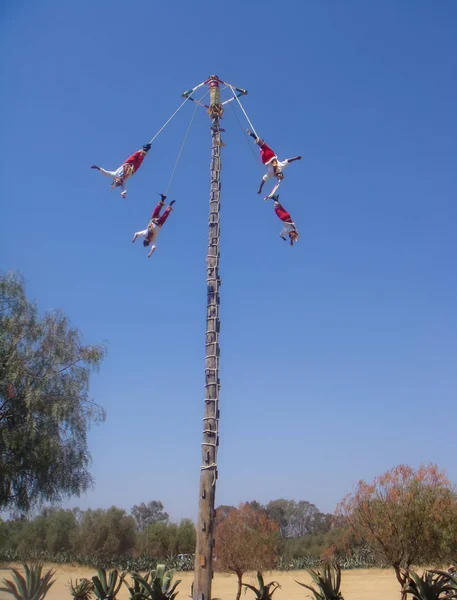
<box><xmin>91</xmin><ymin>142</ymin><xmax>151</xmax><ymax>198</ymax></box>
<box><xmin>271</xmin><ymin>194</ymin><xmax>299</xmax><ymax>246</ymax></box>
<box><xmin>132</xmin><ymin>195</ymin><xmax>176</xmax><ymax>258</ymax></box>
<box><xmin>246</xmin><ymin>130</ymin><xmax>301</xmax><ymax>197</ymax></box>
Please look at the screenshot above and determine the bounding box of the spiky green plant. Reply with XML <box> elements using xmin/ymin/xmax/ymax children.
<box><xmin>127</xmin><ymin>565</ymin><xmax>181</xmax><ymax>600</ymax></box>
<box><xmin>403</xmin><ymin>570</ymin><xmax>457</xmax><ymax>600</ymax></box>
<box><xmin>295</xmin><ymin>562</ymin><xmax>344</xmax><ymax>600</ymax></box>
<box><xmin>0</xmin><ymin>563</ymin><xmax>55</xmax><ymax>600</ymax></box>
<box><xmin>124</xmin><ymin>572</ymin><xmax>152</xmax><ymax>600</ymax></box>
<box><xmin>429</xmin><ymin>568</ymin><xmax>457</xmax><ymax>590</ymax></box>
<box><xmin>68</xmin><ymin>578</ymin><xmax>95</xmax><ymax>600</ymax></box>
<box><xmin>91</xmin><ymin>569</ymin><xmax>126</xmax><ymax>600</ymax></box>
<box><xmin>242</xmin><ymin>571</ymin><xmax>281</xmax><ymax>600</ymax></box>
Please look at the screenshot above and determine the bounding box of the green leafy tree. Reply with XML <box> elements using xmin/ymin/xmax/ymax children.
<box><xmin>138</xmin><ymin>519</ymin><xmax>196</xmax><ymax>558</ymax></box>
<box><xmin>176</xmin><ymin>519</ymin><xmax>196</xmax><ymax>554</ymax></box>
<box><xmin>131</xmin><ymin>501</ymin><xmax>169</xmax><ymax>533</ymax></box>
<box><xmin>44</xmin><ymin>508</ymin><xmax>78</xmax><ymax>553</ymax></box>
<box><xmin>266</xmin><ymin>499</ymin><xmax>294</xmax><ymax>537</ymax></box>
<box><xmin>141</xmin><ymin>522</ymin><xmax>178</xmax><ymax>558</ymax></box>
<box><xmin>0</xmin><ymin>271</ymin><xmax>106</xmax><ymax>512</ymax></box>
<box><xmin>73</xmin><ymin>507</ymin><xmax>137</xmax><ymax>557</ymax></box>
<box><xmin>266</xmin><ymin>499</ymin><xmax>332</xmax><ymax>538</ymax></box>
<box><xmin>12</xmin><ymin>507</ymin><xmax>79</xmax><ymax>553</ymax></box>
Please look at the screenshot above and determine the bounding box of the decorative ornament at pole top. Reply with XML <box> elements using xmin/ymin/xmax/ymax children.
<box><xmin>207</xmin><ymin>75</ymin><xmax>221</xmax><ymax>88</ymax></box>
<box><xmin>208</xmin><ymin>75</ymin><xmax>220</xmax><ymax>89</ymax></box>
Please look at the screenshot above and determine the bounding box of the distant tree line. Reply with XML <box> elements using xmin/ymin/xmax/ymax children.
<box><xmin>0</xmin><ymin>497</ymin><xmax>339</xmax><ymax>568</ymax></box>
<box><xmin>0</xmin><ymin>501</ymin><xmax>195</xmax><ymax>565</ymax></box>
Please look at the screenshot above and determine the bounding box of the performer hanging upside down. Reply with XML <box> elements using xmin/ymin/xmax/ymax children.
<box><xmin>271</xmin><ymin>194</ymin><xmax>299</xmax><ymax>246</ymax></box>
<box><xmin>247</xmin><ymin>130</ymin><xmax>301</xmax><ymax>197</ymax></box>
<box><xmin>132</xmin><ymin>195</ymin><xmax>175</xmax><ymax>257</ymax></box>
<box><xmin>91</xmin><ymin>143</ymin><xmax>152</xmax><ymax>198</ymax></box>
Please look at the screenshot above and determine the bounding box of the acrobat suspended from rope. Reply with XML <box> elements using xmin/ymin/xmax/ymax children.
<box><xmin>91</xmin><ymin>143</ymin><xmax>152</xmax><ymax>198</ymax></box>
<box><xmin>271</xmin><ymin>194</ymin><xmax>299</xmax><ymax>246</ymax></box>
<box><xmin>132</xmin><ymin>194</ymin><xmax>175</xmax><ymax>257</ymax></box>
<box><xmin>247</xmin><ymin>130</ymin><xmax>301</xmax><ymax>198</ymax></box>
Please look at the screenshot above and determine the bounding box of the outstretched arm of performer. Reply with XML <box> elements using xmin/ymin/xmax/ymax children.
<box><xmin>91</xmin><ymin>165</ymin><xmax>117</xmax><ymax>178</ymax></box>
<box><xmin>286</xmin><ymin>156</ymin><xmax>302</xmax><ymax>164</ymax></box>
<box><xmin>132</xmin><ymin>230</ymin><xmax>148</xmax><ymax>243</ymax></box>
<box><xmin>148</xmin><ymin>245</ymin><xmax>156</xmax><ymax>258</ymax></box>
<box><xmin>257</xmin><ymin>179</ymin><xmax>266</xmax><ymax>194</ymax></box>
<box><xmin>279</xmin><ymin>225</ymin><xmax>288</xmax><ymax>241</ymax></box>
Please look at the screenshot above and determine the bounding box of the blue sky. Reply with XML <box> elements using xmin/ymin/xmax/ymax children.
<box><xmin>1</xmin><ymin>1</ymin><xmax>456</xmax><ymax>521</ymax></box>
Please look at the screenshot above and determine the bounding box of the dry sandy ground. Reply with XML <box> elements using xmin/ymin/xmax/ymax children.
<box><xmin>0</xmin><ymin>565</ymin><xmax>402</xmax><ymax>600</ymax></box>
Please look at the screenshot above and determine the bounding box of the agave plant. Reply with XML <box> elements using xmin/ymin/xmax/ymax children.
<box><xmin>0</xmin><ymin>563</ymin><xmax>56</xmax><ymax>600</ymax></box>
<box><xmin>429</xmin><ymin>567</ymin><xmax>457</xmax><ymax>589</ymax></box>
<box><xmin>296</xmin><ymin>562</ymin><xmax>344</xmax><ymax>600</ymax></box>
<box><xmin>125</xmin><ymin>572</ymin><xmax>158</xmax><ymax>600</ymax></box>
<box><xmin>403</xmin><ymin>570</ymin><xmax>457</xmax><ymax>600</ymax></box>
<box><xmin>69</xmin><ymin>578</ymin><xmax>95</xmax><ymax>600</ymax></box>
<box><xmin>126</xmin><ymin>565</ymin><xmax>181</xmax><ymax>600</ymax></box>
<box><xmin>92</xmin><ymin>569</ymin><xmax>126</xmax><ymax>600</ymax></box>
<box><xmin>242</xmin><ymin>571</ymin><xmax>281</xmax><ymax>600</ymax></box>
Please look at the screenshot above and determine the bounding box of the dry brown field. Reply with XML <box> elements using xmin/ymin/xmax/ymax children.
<box><xmin>0</xmin><ymin>564</ymin><xmax>403</xmax><ymax>600</ymax></box>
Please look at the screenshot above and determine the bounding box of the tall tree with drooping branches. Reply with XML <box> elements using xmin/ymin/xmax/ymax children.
<box><xmin>0</xmin><ymin>271</ymin><xmax>106</xmax><ymax>512</ymax></box>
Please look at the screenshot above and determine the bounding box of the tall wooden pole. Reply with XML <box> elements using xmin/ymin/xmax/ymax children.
<box><xmin>193</xmin><ymin>75</ymin><xmax>223</xmax><ymax>600</ymax></box>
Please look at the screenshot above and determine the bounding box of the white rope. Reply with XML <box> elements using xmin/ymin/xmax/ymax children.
<box><xmin>148</xmin><ymin>97</ymin><xmax>190</xmax><ymax>146</ymax></box>
<box><xmin>229</xmin><ymin>101</ymin><xmax>262</xmax><ymax>168</ymax></box>
<box><xmin>229</xmin><ymin>85</ymin><xmax>258</xmax><ymax>139</ymax></box>
<box><xmin>163</xmin><ymin>89</ymin><xmax>209</xmax><ymax>194</ymax></box>
<box><xmin>164</xmin><ymin>100</ymin><xmax>199</xmax><ymax>194</ymax></box>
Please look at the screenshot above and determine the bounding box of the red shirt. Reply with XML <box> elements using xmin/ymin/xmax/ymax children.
<box><xmin>123</xmin><ymin>150</ymin><xmax>146</xmax><ymax>173</ymax></box>
<box><xmin>275</xmin><ymin>202</ymin><xmax>293</xmax><ymax>224</ymax></box>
